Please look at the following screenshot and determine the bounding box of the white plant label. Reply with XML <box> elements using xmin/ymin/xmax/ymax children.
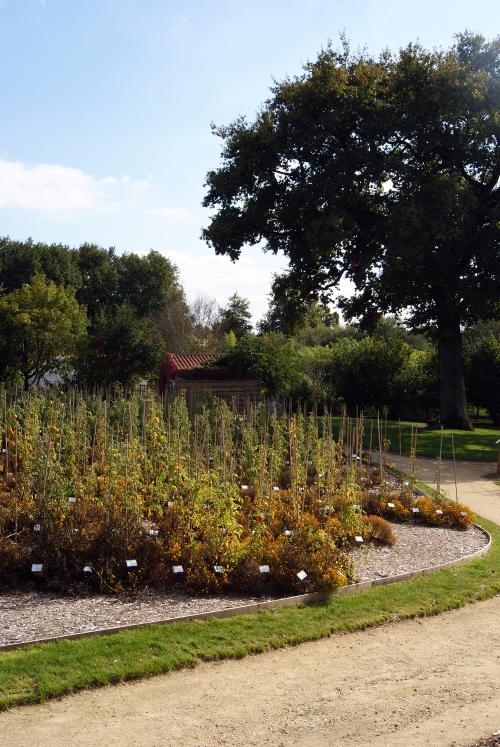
<box><xmin>259</xmin><ymin>564</ymin><xmax>270</xmax><ymax>573</ymax></box>
<box><xmin>460</xmin><ymin>511</ymin><xmax>467</xmax><ymax>516</ymax></box>
<box><xmin>33</xmin><ymin>524</ymin><xmax>41</xmax><ymax>532</ymax></box>
<box><xmin>412</xmin><ymin>507</ymin><xmax>420</xmax><ymax>514</ymax></box>
<box><xmin>241</xmin><ymin>484</ymin><xmax>249</xmax><ymax>490</ymax></box>
<box><xmin>68</xmin><ymin>497</ymin><xmax>76</xmax><ymax>503</ymax></box>
<box><xmin>126</xmin><ymin>559</ymin><xmax>138</xmax><ymax>568</ymax></box>
<box><xmin>83</xmin><ymin>566</ymin><xmax>92</xmax><ymax>573</ymax></box>
<box><xmin>273</xmin><ymin>486</ymin><xmax>280</xmax><ymax>491</ymax></box>
<box><xmin>436</xmin><ymin>509</ymin><xmax>444</xmax><ymax>515</ymax></box>
<box><xmin>31</xmin><ymin>563</ymin><xmax>43</xmax><ymax>573</ymax></box>
<box><xmin>355</xmin><ymin>536</ymin><xmax>363</xmax><ymax>543</ymax></box>
<box><xmin>167</xmin><ymin>501</ymin><xmax>174</xmax><ymax>508</ymax></box>
<box><xmin>297</xmin><ymin>570</ymin><xmax>307</xmax><ymax>581</ymax></box>
<box><xmin>172</xmin><ymin>565</ymin><xmax>184</xmax><ymax>574</ymax></box>
<box><xmin>284</xmin><ymin>529</ymin><xmax>293</xmax><ymax>537</ymax></box>
<box><xmin>387</xmin><ymin>502</ymin><xmax>395</xmax><ymax>508</ymax></box>
<box><xmin>148</xmin><ymin>529</ymin><xmax>159</xmax><ymax>536</ymax></box>
<box><xmin>213</xmin><ymin>565</ymin><xmax>223</xmax><ymax>573</ymax></box>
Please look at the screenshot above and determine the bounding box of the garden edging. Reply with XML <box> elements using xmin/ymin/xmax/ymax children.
<box><xmin>1</xmin><ymin>522</ymin><xmax>491</xmax><ymax>652</ymax></box>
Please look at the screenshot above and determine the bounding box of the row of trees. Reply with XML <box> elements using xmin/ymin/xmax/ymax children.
<box><xmin>0</xmin><ymin>237</ymin><xmax>253</xmax><ymax>388</ymax></box>
<box><xmin>221</xmin><ymin>313</ymin><xmax>500</xmax><ymax>423</ymax></box>
<box><xmin>0</xmin><ymin>235</ymin><xmax>498</xmax><ymax>422</ymax></box>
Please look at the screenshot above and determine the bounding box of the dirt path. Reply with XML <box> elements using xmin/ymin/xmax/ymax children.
<box><xmin>387</xmin><ymin>454</ymin><xmax>500</xmax><ymax>524</ymax></box>
<box><xmin>1</xmin><ymin>458</ymin><xmax>499</xmax><ymax>747</ymax></box>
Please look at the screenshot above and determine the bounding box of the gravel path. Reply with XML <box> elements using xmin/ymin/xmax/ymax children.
<box><xmin>0</xmin><ymin>522</ymin><xmax>487</xmax><ymax>647</ymax></box>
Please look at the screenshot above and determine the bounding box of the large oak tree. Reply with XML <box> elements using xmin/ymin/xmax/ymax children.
<box><xmin>202</xmin><ymin>33</ymin><xmax>499</xmax><ymax>428</ymax></box>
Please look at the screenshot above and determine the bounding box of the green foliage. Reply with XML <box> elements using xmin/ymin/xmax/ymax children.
<box><xmin>221</xmin><ymin>333</ymin><xmax>305</xmax><ymax>396</ymax></box>
<box><xmin>76</xmin><ymin>304</ymin><xmax>161</xmax><ymax>387</ymax></box>
<box><xmin>321</xmin><ymin>337</ymin><xmax>437</xmax><ymax>418</ymax></box>
<box><xmin>0</xmin><ymin>236</ymin><xmax>81</xmax><ymax>292</ymax></box>
<box><xmin>0</xmin><ymin>275</ymin><xmax>87</xmax><ymax>388</ymax></box>
<box><xmin>258</xmin><ymin>274</ymin><xmax>339</xmax><ymax>335</ymax></box>
<box><xmin>203</xmin><ymin>33</ymin><xmax>500</xmax><ymax>427</ymax></box>
<box><xmin>0</xmin><ymin>239</ymin><xmax>188</xmax><ymax>387</ymax></box>
<box><xmin>218</xmin><ymin>293</ymin><xmax>252</xmax><ymax>338</ymax></box>
<box><xmin>464</xmin><ymin>326</ymin><xmax>500</xmax><ymax>423</ymax></box>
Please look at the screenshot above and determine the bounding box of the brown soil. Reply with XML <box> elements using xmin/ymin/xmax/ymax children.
<box><xmin>0</xmin><ymin>456</ymin><xmax>498</xmax><ymax>746</ymax></box>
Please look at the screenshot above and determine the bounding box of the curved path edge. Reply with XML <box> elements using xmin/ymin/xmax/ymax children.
<box><xmin>1</xmin><ymin>521</ymin><xmax>491</xmax><ymax>652</ymax></box>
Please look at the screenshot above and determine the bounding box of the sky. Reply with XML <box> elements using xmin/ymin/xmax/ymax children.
<box><xmin>0</xmin><ymin>0</ymin><xmax>497</xmax><ymax>323</ymax></box>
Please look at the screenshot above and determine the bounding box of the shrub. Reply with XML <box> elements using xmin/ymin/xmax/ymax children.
<box><xmin>362</xmin><ymin>515</ymin><xmax>396</xmax><ymax>545</ymax></box>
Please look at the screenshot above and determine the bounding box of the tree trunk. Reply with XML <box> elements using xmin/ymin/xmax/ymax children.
<box><xmin>437</xmin><ymin>318</ymin><xmax>471</xmax><ymax>429</ymax></box>
<box><xmin>23</xmin><ymin>371</ymin><xmax>30</xmax><ymax>391</ymax></box>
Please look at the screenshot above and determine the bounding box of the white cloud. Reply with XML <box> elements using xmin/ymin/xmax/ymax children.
<box><xmin>164</xmin><ymin>246</ymin><xmax>288</xmax><ymax>323</ymax></box>
<box><xmin>150</xmin><ymin>207</ymin><xmax>194</xmax><ymax>221</ymax></box>
<box><xmin>0</xmin><ymin>158</ymin><xmax>149</xmax><ymax>215</ymax></box>
<box><xmin>163</xmin><ymin>246</ymin><xmax>354</xmax><ymax>324</ymax></box>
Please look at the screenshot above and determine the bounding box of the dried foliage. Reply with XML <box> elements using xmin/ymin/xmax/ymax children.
<box><xmin>362</xmin><ymin>515</ymin><xmax>396</xmax><ymax>546</ymax></box>
<box><xmin>0</xmin><ymin>390</ymin><xmax>474</xmax><ymax>594</ymax></box>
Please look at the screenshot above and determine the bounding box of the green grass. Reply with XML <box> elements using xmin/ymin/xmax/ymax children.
<box><xmin>0</xmin><ymin>485</ymin><xmax>498</xmax><ymax>712</ymax></box>
<box><xmin>351</xmin><ymin>419</ymin><xmax>500</xmax><ymax>462</ymax></box>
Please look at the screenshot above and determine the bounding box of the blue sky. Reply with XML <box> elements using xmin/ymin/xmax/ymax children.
<box><xmin>0</xmin><ymin>0</ymin><xmax>497</xmax><ymax>321</ymax></box>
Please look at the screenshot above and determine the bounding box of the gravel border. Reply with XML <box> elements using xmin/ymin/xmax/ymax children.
<box><xmin>352</xmin><ymin>523</ymin><xmax>486</xmax><ymax>582</ymax></box>
<box><xmin>0</xmin><ymin>523</ymin><xmax>489</xmax><ymax>648</ymax></box>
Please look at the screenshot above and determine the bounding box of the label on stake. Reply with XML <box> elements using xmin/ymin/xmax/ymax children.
<box><xmin>31</xmin><ymin>563</ymin><xmax>43</xmax><ymax>573</ymax></box>
<box><xmin>213</xmin><ymin>565</ymin><xmax>223</xmax><ymax>573</ymax></box>
<box><xmin>172</xmin><ymin>565</ymin><xmax>184</xmax><ymax>574</ymax></box>
<box><xmin>33</xmin><ymin>524</ymin><xmax>41</xmax><ymax>532</ymax></box>
<box><xmin>387</xmin><ymin>502</ymin><xmax>395</xmax><ymax>508</ymax></box>
<box><xmin>148</xmin><ymin>529</ymin><xmax>159</xmax><ymax>537</ymax></box>
<box><xmin>259</xmin><ymin>564</ymin><xmax>270</xmax><ymax>573</ymax></box>
<box><xmin>83</xmin><ymin>566</ymin><xmax>92</xmax><ymax>573</ymax></box>
<box><xmin>297</xmin><ymin>570</ymin><xmax>307</xmax><ymax>581</ymax></box>
<box><xmin>354</xmin><ymin>535</ymin><xmax>363</xmax><ymax>543</ymax></box>
<box><xmin>126</xmin><ymin>559</ymin><xmax>138</xmax><ymax>568</ymax></box>
<box><xmin>436</xmin><ymin>509</ymin><xmax>444</xmax><ymax>515</ymax></box>
<box><xmin>284</xmin><ymin>529</ymin><xmax>293</xmax><ymax>537</ymax></box>
<box><xmin>68</xmin><ymin>497</ymin><xmax>76</xmax><ymax>504</ymax></box>
<box><xmin>412</xmin><ymin>507</ymin><xmax>420</xmax><ymax>513</ymax></box>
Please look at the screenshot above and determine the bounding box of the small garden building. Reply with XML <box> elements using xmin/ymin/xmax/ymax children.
<box><xmin>159</xmin><ymin>352</ymin><xmax>262</xmax><ymax>406</ymax></box>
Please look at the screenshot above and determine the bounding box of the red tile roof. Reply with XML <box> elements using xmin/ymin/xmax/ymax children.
<box><xmin>163</xmin><ymin>352</ymin><xmax>217</xmax><ymax>378</ymax></box>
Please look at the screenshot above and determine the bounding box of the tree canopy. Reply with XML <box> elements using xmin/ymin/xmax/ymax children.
<box><xmin>0</xmin><ymin>274</ymin><xmax>87</xmax><ymax>389</ymax></box>
<box><xmin>218</xmin><ymin>292</ymin><xmax>253</xmax><ymax>337</ymax></box>
<box><xmin>203</xmin><ymin>32</ymin><xmax>500</xmax><ymax>427</ymax></box>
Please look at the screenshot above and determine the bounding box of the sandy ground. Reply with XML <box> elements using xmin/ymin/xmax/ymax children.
<box><xmin>1</xmin><ymin>456</ymin><xmax>499</xmax><ymax>747</ymax></box>
<box><xmin>391</xmin><ymin>455</ymin><xmax>500</xmax><ymax>525</ymax></box>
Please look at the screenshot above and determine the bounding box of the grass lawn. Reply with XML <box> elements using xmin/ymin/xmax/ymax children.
<box><xmin>348</xmin><ymin>419</ymin><xmax>500</xmax><ymax>462</ymax></box>
<box><xmin>0</xmin><ymin>480</ymin><xmax>498</xmax><ymax>712</ymax></box>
